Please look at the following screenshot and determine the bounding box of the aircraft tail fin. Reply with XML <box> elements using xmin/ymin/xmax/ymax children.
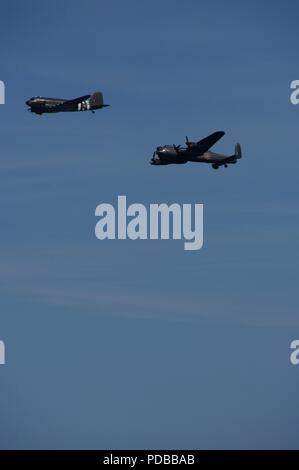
<box><xmin>235</xmin><ymin>143</ymin><xmax>242</xmax><ymax>159</ymax></box>
<box><xmin>89</xmin><ymin>91</ymin><xmax>109</xmax><ymax>108</ymax></box>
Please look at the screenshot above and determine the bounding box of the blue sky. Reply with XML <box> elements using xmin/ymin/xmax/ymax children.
<box><xmin>0</xmin><ymin>0</ymin><xmax>299</xmax><ymax>449</ymax></box>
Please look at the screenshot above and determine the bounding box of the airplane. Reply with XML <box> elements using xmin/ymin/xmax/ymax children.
<box><xmin>26</xmin><ymin>91</ymin><xmax>109</xmax><ymax>115</ymax></box>
<box><xmin>150</xmin><ymin>131</ymin><xmax>242</xmax><ymax>169</ymax></box>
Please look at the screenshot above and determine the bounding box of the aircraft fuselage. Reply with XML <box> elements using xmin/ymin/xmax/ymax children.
<box><xmin>151</xmin><ymin>136</ymin><xmax>242</xmax><ymax>169</ymax></box>
<box><xmin>26</xmin><ymin>92</ymin><xmax>109</xmax><ymax>115</ymax></box>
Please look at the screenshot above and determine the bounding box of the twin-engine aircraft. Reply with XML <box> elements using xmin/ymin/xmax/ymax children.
<box><xmin>26</xmin><ymin>91</ymin><xmax>109</xmax><ymax>115</ymax></box>
<box><xmin>151</xmin><ymin>131</ymin><xmax>242</xmax><ymax>169</ymax></box>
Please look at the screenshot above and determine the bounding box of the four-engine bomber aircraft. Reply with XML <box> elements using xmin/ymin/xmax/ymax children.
<box><xmin>26</xmin><ymin>91</ymin><xmax>109</xmax><ymax>115</ymax></box>
<box><xmin>151</xmin><ymin>131</ymin><xmax>242</xmax><ymax>169</ymax></box>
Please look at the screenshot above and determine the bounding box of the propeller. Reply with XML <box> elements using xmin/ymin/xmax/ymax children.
<box><xmin>173</xmin><ymin>144</ymin><xmax>181</xmax><ymax>152</ymax></box>
<box><xmin>185</xmin><ymin>136</ymin><xmax>195</xmax><ymax>147</ymax></box>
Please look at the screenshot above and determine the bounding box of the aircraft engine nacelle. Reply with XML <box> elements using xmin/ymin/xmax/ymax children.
<box><xmin>77</xmin><ymin>100</ymin><xmax>91</xmax><ymax>111</ymax></box>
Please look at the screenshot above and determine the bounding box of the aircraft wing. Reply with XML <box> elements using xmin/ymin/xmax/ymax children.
<box><xmin>54</xmin><ymin>94</ymin><xmax>91</xmax><ymax>110</ymax></box>
<box><xmin>196</xmin><ymin>131</ymin><xmax>225</xmax><ymax>152</ymax></box>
